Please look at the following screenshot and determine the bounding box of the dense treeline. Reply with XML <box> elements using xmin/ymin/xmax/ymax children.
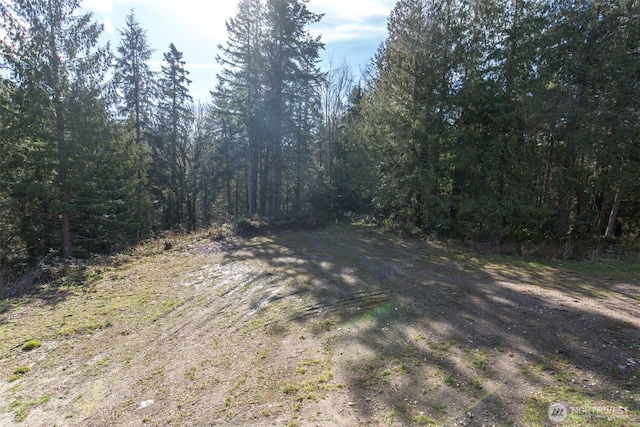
<box><xmin>212</xmin><ymin>0</ymin><xmax>325</xmax><ymax>219</ymax></box>
<box><xmin>1</xmin><ymin>0</ymin><xmax>639</xmax><ymax>271</ymax></box>
<box><xmin>1</xmin><ymin>0</ymin><xmax>140</xmax><ymax>262</ymax></box>
<box><xmin>351</xmin><ymin>0</ymin><xmax>640</xmax><ymax>242</ymax></box>
<box><xmin>0</xmin><ymin>0</ymin><xmax>342</xmax><ymax>268</ymax></box>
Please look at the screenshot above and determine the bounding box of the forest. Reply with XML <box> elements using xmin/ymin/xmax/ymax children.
<box><xmin>1</xmin><ymin>0</ymin><xmax>639</xmax><ymax>272</ymax></box>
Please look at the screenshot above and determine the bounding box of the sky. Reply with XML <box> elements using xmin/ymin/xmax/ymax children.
<box><xmin>81</xmin><ymin>0</ymin><xmax>397</xmax><ymax>102</ymax></box>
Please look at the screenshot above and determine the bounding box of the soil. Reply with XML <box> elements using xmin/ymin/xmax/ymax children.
<box><xmin>0</xmin><ymin>224</ymin><xmax>639</xmax><ymax>426</ymax></box>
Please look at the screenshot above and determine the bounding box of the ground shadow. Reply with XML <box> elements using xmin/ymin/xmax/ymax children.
<box><xmin>219</xmin><ymin>223</ymin><xmax>640</xmax><ymax>426</ymax></box>
<box><xmin>0</xmin><ymin>261</ymin><xmax>91</xmax><ymax>319</ymax></box>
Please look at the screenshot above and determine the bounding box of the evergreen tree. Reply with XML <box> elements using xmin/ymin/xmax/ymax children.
<box><xmin>354</xmin><ymin>0</ymin><xmax>461</xmax><ymax>234</ymax></box>
<box><xmin>349</xmin><ymin>0</ymin><xmax>640</xmax><ymax>241</ymax></box>
<box><xmin>1</xmin><ymin>0</ymin><xmax>111</xmax><ymax>258</ymax></box>
<box><xmin>64</xmin><ymin>84</ymin><xmax>150</xmax><ymax>253</ymax></box>
<box><xmin>261</xmin><ymin>0</ymin><xmax>323</xmax><ymax>217</ymax></box>
<box><xmin>114</xmin><ymin>9</ymin><xmax>155</xmax><ymax>144</ymax></box>
<box><xmin>451</xmin><ymin>0</ymin><xmax>551</xmax><ymax>241</ymax></box>
<box><xmin>113</xmin><ymin>9</ymin><xmax>155</xmax><ymax>233</ymax></box>
<box><xmin>215</xmin><ymin>0</ymin><xmax>323</xmax><ymax>219</ymax></box>
<box><xmin>152</xmin><ymin>43</ymin><xmax>193</xmax><ymax>228</ymax></box>
<box><xmin>0</xmin><ymin>78</ymin><xmax>57</xmax><ymax>262</ymax></box>
<box><xmin>214</xmin><ymin>0</ymin><xmax>265</xmax><ymax>216</ymax></box>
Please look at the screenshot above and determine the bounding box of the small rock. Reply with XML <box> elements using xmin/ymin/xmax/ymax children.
<box><xmin>347</xmin><ymin>401</ymin><xmax>355</xmax><ymax>406</ymax></box>
<box><xmin>138</xmin><ymin>400</ymin><xmax>154</xmax><ymax>409</ymax></box>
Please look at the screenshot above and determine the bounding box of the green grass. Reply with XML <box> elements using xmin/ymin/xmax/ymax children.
<box><xmin>283</xmin><ymin>383</ymin><xmax>299</xmax><ymax>394</ymax></box>
<box><xmin>21</xmin><ymin>339</ymin><xmax>42</xmax><ymax>351</ymax></box>
<box><xmin>9</xmin><ymin>398</ymin><xmax>34</xmax><ymax>422</ymax></box>
<box><xmin>444</xmin><ymin>373</ymin><xmax>457</xmax><ymax>387</ymax></box>
<box><xmin>432</xmin><ymin>403</ymin><xmax>447</xmax><ymax>414</ymax></box>
<box><xmin>318</xmin><ymin>369</ymin><xmax>333</xmax><ymax>383</ymax></box>
<box><xmin>414</xmin><ymin>412</ymin><xmax>437</xmax><ymax>425</ymax></box>
<box><xmin>185</xmin><ymin>366</ymin><xmax>197</xmax><ymax>381</ymax></box>
<box><xmin>8</xmin><ymin>366</ymin><xmax>30</xmax><ymax>382</ymax></box>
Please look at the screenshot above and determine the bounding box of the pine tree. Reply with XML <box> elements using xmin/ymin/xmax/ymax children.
<box><xmin>114</xmin><ymin>9</ymin><xmax>155</xmax><ymax>144</ymax></box>
<box><xmin>64</xmin><ymin>84</ymin><xmax>150</xmax><ymax>252</ymax></box>
<box><xmin>0</xmin><ymin>78</ymin><xmax>57</xmax><ymax>262</ymax></box>
<box><xmin>1</xmin><ymin>0</ymin><xmax>111</xmax><ymax>258</ymax></box>
<box><xmin>215</xmin><ymin>0</ymin><xmax>323</xmax><ymax>219</ymax></box>
<box><xmin>354</xmin><ymin>0</ymin><xmax>461</xmax><ymax>233</ymax></box>
<box><xmin>152</xmin><ymin>43</ymin><xmax>193</xmax><ymax>228</ymax></box>
<box><xmin>214</xmin><ymin>0</ymin><xmax>265</xmax><ymax>216</ymax></box>
<box><xmin>262</xmin><ymin>0</ymin><xmax>323</xmax><ymax>217</ymax></box>
<box><xmin>348</xmin><ymin>0</ymin><xmax>640</xmax><ymax>241</ymax></box>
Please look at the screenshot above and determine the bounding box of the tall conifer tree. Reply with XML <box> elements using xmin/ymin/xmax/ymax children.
<box><xmin>1</xmin><ymin>0</ymin><xmax>110</xmax><ymax>258</ymax></box>
<box><xmin>152</xmin><ymin>43</ymin><xmax>193</xmax><ymax>228</ymax></box>
<box><xmin>115</xmin><ymin>9</ymin><xmax>155</xmax><ymax>144</ymax></box>
<box><xmin>261</xmin><ymin>0</ymin><xmax>323</xmax><ymax>216</ymax></box>
<box><xmin>215</xmin><ymin>0</ymin><xmax>265</xmax><ymax>216</ymax></box>
<box><xmin>215</xmin><ymin>0</ymin><xmax>323</xmax><ymax>218</ymax></box>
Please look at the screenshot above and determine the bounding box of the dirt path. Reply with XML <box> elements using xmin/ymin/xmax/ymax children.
<box><xmin>1</xmin><ymin>224</ymin><xmax>639</xmax><ymax>426</ymax></box>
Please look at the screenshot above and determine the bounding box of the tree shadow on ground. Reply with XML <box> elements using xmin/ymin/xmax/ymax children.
<box><xmin>0</xmin><ymin>261</ymin><xmax>91</xmax><ymax>318</ymax></box>
<box><xmin>220</xmin><ymin>224</ymin><xmax>640</xmax><ymax>426</ymax></box>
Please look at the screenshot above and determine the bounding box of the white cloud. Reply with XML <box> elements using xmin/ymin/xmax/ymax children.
<box><xmin>185</xmin><ymin>63</ymin><xmax>220</xmax><ymax>70</ymax></box>
<box><xmin>81</xmin><ymin>0</ymin><xmax>116</xmax><ymax>15</ymax></box>
<box><xmin>310</xmin><ymin>0</ymin><xmax>395</xmax><ymax>22</ymax></box>
<box><xmin>315</xmin><ymin>22</ymin><xmax>387</xmax><ymax>43</ymax></box>
<box><xmin>132</xmin><ymin>0</ymin><xmax>393</xmax><ymax>44</ymax></box>
<box><xmin>102</xmin><ymin>16</ymin><xmax>115</xmax><ymax>35</ymax></box>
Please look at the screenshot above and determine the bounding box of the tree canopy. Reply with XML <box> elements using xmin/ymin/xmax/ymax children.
<box><xmin>351</xmin><ymin>0</ymin><xmax>640</xmax><ymax>242</ymax></box>
<box><xmin>1</xmin><ymin>0</ymin><xmax>639</xmax><ymax>271</ymax></box>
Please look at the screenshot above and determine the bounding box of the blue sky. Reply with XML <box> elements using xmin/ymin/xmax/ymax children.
<box><xmin>81</xmin><ymin>0</ymin><xmax>397</xmax><ymax>102</ymax></box>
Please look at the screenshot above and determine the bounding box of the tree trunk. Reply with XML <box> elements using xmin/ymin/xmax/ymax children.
<box><xmin>604</xmin><ymin>183</ymin><xmax>623</xmax><ymax>238</ymax></box>
<box><xmin>49</xmin><ymin>14</ymin><xmax>72</xmax><ymax>259</ymax></box>
<box><xmin>260</xmin><ymin>146</ymin><xmax>269</xmax><ymax>216</ymax></box>
<box><xmin>270</xmin><ymin>142</ymin><xmax>283</xmax><ymax>217</ymax></box>
<box><xmin>56</xmin><ymin>106</ymin><xmax>73</xmax><ymax>259</ymax></box>
<box><xmin>247</xmin><ymin>136</ymin><xmax>258</xmax><ymax>216</ymax></box>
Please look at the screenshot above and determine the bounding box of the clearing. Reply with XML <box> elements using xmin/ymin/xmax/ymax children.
<box><xmin>0</xmin><ymin>224</ymin><xmax>639</xmax><ymax>426</ymax></box>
